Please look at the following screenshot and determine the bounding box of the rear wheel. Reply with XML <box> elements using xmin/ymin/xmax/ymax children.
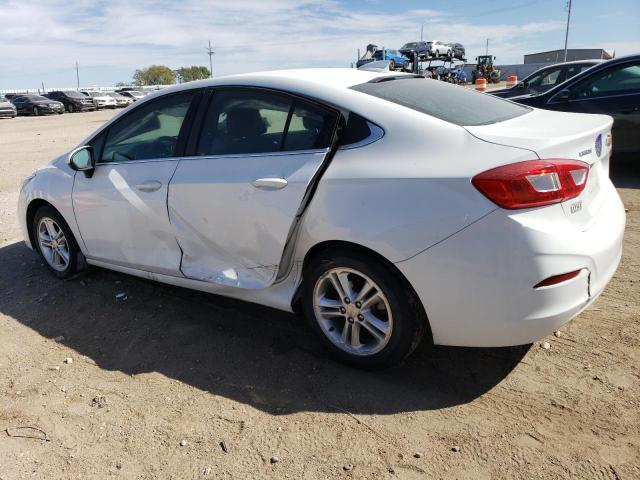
<box><xmin>32</xmin><ymin>205</ymin><xmax>81</xmax><ymax>279</ymax></box>
<box><xmin>388</xmin><ymin>59</ymin><xmax>395</xmax><ymax>70</ymax></box>
<box><xmin>33</xmin><ymin>106</ymin><xmax>40</xmax><ymax>116</ymax></box>
<box><xmin>302</xmin><ymin>248</ymin><xmax>427</xmax><ymax>369</ymax></box>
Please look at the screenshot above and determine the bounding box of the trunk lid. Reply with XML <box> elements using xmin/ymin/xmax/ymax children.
<box><xmin>466</xmin><ymin>108</ymin><xmax>614</xmax><ymax>229</ymax></box>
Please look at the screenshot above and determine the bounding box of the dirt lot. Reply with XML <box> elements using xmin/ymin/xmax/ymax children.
<box><xmin>0</xmin><ymin>110</ymin><xmax>638</xmax><ymax>479</ymax></box>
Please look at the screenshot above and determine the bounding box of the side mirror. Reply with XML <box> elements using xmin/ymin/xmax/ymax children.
<box><xmin>68</xmin><ymin>145</ymin><xmax>95</xmax><ymax>177</ymax></box>
<box><xmin>553</xmin><ymin>89</ymin><xmax>571</xmax><ymax>102</ymax></box>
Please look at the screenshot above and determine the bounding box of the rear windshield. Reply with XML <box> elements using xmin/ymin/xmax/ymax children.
<box><xmin>350</xmin><ymin>77</ymin><xmax>531</xmax><ymax>126</ymax></box>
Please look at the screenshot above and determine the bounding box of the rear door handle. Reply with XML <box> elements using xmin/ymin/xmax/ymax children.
<box><xmin>251</xmin><ymin>178</ymin><xmax>288</xmax><ymax>190</ymax></box>
<box><xmin>135</xmin><ymin>180</ymin><xmax>162</xmax><ymax>192</ymax></box>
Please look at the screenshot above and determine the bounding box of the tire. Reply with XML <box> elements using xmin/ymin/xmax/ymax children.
<box><xmin>388</xmin><ymin>60</ymin><xmax>395</xmax><ymax>70</ymax></box>
<box><xmin>67</xmin><ymin>103</ymin><xmax>75</xmax><ymax>113</ymax></box>
<box><xmin>301</xmin><ymin>248</ymin><xmax>428</xmax><ymax>369</ymax></box>
<box><xmin>33</xmin><ymin>106</ymin><xmax>40</xmax><ymax>116</ymax></box>
<box><xmin>32</xmin><ymin>205</ymin><xmax>81</xmax><ymax>279</ymax></box>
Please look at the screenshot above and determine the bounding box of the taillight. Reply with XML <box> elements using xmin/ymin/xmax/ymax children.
<box><xmin>472</xmin><ymin>159</ymin><xmax>589</xmax><ymax>209</ymax></box>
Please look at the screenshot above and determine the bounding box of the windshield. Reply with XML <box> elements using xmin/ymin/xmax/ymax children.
<box><xmin>27</xmin><ymin>95</ymin><xmax>49</xmax><ymax>101</ymax></box>
<box><xmin>351</xmin><ymin>77</ymin><xmax>531</xmax><ymax>126</ymax></box>
<box><xmin>402</xmin><ymin>43</ymin><xmax>417</xmax><ymax>49</ymax></box>
<box><xmin>66</xmin><ymin>91</ymin><xmax>85</xmax><ymax>98</ymax></box>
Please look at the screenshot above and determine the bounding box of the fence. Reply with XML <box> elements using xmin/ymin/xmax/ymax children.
<box><xmin>0</xmin><ymin>85</ymin><xmax>174</xmax><ymax>95</ymax></box>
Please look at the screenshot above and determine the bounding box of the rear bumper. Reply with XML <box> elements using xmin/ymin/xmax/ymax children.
<box><xmin>396</xmin><ymin>180</ymin><xmax>625</xmax><ymax>347</ymax></box>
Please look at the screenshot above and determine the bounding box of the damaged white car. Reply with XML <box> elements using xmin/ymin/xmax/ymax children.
<box><xmin>18</xmin><ymin>69</ymin><xmax>625</xmax><ymax>368</ymax></box>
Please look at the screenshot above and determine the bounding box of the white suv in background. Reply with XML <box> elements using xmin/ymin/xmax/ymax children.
<box><xmin>80</xmin><ymin>91</ymin><xmax>117</xmax><ymax>109</ymax></box>
<box><xmin>429</xmin><ymin>41</ymin><xmax>452</xmax><ymax>57</ymax></box>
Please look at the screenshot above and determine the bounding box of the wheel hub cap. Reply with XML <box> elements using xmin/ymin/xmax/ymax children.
<box><xmin>37</xmin><ymin>217</ymin><xmax>69</xmax><ymax>272</ymax></box>
<box><xmin>313</xmin><ymin>267</ymin><xmax>393</xmax><ymax>356</ymax></box>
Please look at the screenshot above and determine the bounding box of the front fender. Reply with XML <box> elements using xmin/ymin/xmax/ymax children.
<box><xmin>19</xmin><ymin>158</ymin><xmax>86</xmax><ymax>253</ymax></box>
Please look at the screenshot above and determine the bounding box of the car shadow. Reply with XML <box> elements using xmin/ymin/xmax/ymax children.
<box><xmin>0</xmin><ymin>241</ymin><xmax>527</xmax><ymax>415</ymax></box>
<box><xmin>611</xmin><ymin>156</ymin><xmax>640</xmax><ymax>189</ymax></box>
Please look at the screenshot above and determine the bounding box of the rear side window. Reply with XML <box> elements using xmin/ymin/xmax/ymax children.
<box><xmin>197</xmin><ymin>89</ymin><xmax>338</xmax><ymax>156</ymax></box>
<box><xmin>351</xmin><ymin>77</ymin><xmax>530</xmax><ymax>126</ymax></box>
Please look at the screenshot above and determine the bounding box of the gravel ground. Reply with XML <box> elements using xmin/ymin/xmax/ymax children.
<box><xmin>0</xmin><ymin>110</ymin><xmax>638</xmax><ymax>479</ymax></box>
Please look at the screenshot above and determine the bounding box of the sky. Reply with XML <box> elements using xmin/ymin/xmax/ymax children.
<box><xmin>0</xmin><ymin>0</ymin><xmax>638</xmax><ymax>90</ymax></box>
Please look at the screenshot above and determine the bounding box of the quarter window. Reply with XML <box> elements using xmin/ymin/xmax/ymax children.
<box><xmin>101</xmin><ymin>92</ymin><xmax>194</xmax><ymax>162</ymax></box>
<box><xmin>197</xmin><ymin>89</ymin><xmax>338</xmax><ymax>156</ymax></box>
<box><xmin>570</xmin><ymin>62</ymin><xmax>640</xmax><ymax>99</ymax></box>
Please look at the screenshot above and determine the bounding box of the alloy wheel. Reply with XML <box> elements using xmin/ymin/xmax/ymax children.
<box><xmin>313</xmin><ymin>267</ymin><xmax>393</xmax><ymax>356</ymax></box>
<box><xmin>33</xmin><ymin>107</ymin><xmax>39</xmax><ymax>116</ymax></box>
<box><xmin>37</xmin><ymin>217</ymin><xmax>70</xmax><ymax>272</ymax></box>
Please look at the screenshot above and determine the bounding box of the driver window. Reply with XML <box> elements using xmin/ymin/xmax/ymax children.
<box><xmin>570</xmin><ymin>62</ymin><xmax>640</xmax><ymax>99</ymax></box>
<box><xmin>101</xmin><ymin>92</ymin><xmax>194</xmax><ymax>162</ymax></box>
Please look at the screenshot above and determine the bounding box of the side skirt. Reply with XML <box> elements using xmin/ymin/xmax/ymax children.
<box><xmin>86</xmin><ymin>258</ymin><xmax>298</xmax><ymax>313</ymax></box>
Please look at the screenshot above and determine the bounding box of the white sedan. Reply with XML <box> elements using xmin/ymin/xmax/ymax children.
<box><xmin>18</xmin><ymin>69</ymin><xmax>625</xmax><ymax>368</ymax></box>
<box><xmin>80</xmin><ymin>90</ymin><xmax>117</xmax><ymax>109</ymax></box>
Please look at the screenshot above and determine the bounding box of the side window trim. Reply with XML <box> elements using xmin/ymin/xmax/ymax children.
<box><xmin>96</xmin><ymin>89</ymin><xmax>200</xmax><ymax>164</ymax></box>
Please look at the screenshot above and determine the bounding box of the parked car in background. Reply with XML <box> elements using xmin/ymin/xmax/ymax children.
<box><xmin>80</xmin><ymin>91</ymin><xmax>117</xmax><ymax>109</ymax></box>
<box><xmin>11</xmin><ymin>95</ymin><xmax>64</xmax><ymax>116</ymax></box>
<box><xmin>491</xmin><ymin>60</ymin><xmax>603</xmax><ymax>99</ymax></box>
<box><xmin>118</xmin><ymin>90</ymin><xmax>146</xmax><ymax>101</ymax></box>
<box><xmin>45</xmin><ymin>91</ymin><xmax>96</xmax><ymax>112</ymax></box>
<box><xmin>0</xmin><ymin>96</ymin><xmax>17</xmax><ymax>118</ymax></box>
<box><xmin>356</xmin><ymin>48</ymin><xmax>409</xmax><ymax>70</ymax></box>
<box><xmin>512</xmin><ymin>54</ymin><xmax>640</xmax><ymax>154</ymax></box>
<box><xmin>18</xmin><ymin>68</ymin><xmax>624</xmax><ymax>369</ymax></box>
<box><xmin>447</xmin><ymin>43</ymin><xmax>466</xmax><ymax>60</ymax></box>
<box><xmin>4</xmin><ymin>93</ymin><xmax>27</xmax><ymax>101</ymax></box>
<box><xmin>399</xmin><ymin>41</ymin><xmax>430</xmax><ymax>59</ymax></box>
<box><xmin>105</xmin><ymin>91</ymin><xmax>133</xmax><ymax>107</ymax></box>
<box><xmin>428</xmin><ymin>40</ymin><xmax>451</xmax><ymax>58</ymax></box>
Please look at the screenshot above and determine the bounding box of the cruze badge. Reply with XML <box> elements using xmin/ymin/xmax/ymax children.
<box><xmin>595</xmin><ymin>134</ymin><xmax>602</xmax><ymax>157</ymax></box>
<box><xmin>579</xmin><ymin>149</ymin><xmax>592</xmax><ymax>157</ymax></box>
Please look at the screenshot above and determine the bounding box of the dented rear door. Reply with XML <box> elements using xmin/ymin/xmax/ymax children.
<box><xmin>168</xmin><ymin>88</ymin><xmax>338</xmax><ymax>289</ymax></box>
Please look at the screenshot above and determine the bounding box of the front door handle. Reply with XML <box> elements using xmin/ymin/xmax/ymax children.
<box><xmin>135</xmin><ymin>180</ymin><xmax>162</xmax><ymax>192</ymax></box>
<box><xmin>251</xmin><ymin>178</ymin><xmax>288</xmax><ymax>190</ymax></box>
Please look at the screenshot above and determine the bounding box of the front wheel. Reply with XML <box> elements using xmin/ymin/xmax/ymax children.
<box><xmin>67</xmin><ymin>103</ymin><xmax>75</xmax><ymax>113</ymax></box>
<box><xmin>388</xmin><ymin>60</ymin><xmax>395</xmax><ymax>70</ymax></box>
<box><xmin>33</xmin><ymin>106</ymin><xmax>40</xmax><ymax>116</ymax></box>
<box><xmin>32</xmin><ymin>205</ymin><xmax>81</xmax><ymax>279</ymax></box>
<box><xmin>302</xmin><ymin>249</ymin><xmax>428</xmax><ymax>369</ymax></box>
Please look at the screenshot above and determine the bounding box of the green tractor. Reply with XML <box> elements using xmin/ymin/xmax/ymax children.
<box><xmin>472</xmin><ymin>55</ymin><xmax>501</xmax><ymax>84</ymax></box>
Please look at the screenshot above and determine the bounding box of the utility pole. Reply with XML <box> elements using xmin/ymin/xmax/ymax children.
<box><xmin>563</xmin><ymin>0</ymin><xmax>572</xmax><ymax>62</ymax></box>
<box><xmin>206</xmin><ymin>41</ymin><xmax>215</xmax><ymax>79</ymax></box>
<box><xmin>75</xmin><ymin>61</ymin><xmax>80</xmax><ymax>90</ymax></box>
<box><xmin>485</xmin><ymin>38</ymin><xmax>489</xmax><ymax>55</ymax></box>
<box><xmin>420</xmin><ymin>24</ymin><xmax>424</xmax><ymax>41</ymax></box>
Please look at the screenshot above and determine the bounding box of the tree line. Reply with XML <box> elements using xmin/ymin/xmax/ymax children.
<box><xmin>121</xmin><ymin>65</ymin><xmax>211</xmax><ymax>86</ymax></box>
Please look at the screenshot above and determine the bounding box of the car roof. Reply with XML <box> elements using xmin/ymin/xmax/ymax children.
<box><xmin>532</xmin><ymin>53</ymin><xmax>640</xmax><ymax>98</ymax></box>
<box><xmin>158</xmin><ymin>68</ymin><xmax>404</xmax><ymax>97</ymax></box>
